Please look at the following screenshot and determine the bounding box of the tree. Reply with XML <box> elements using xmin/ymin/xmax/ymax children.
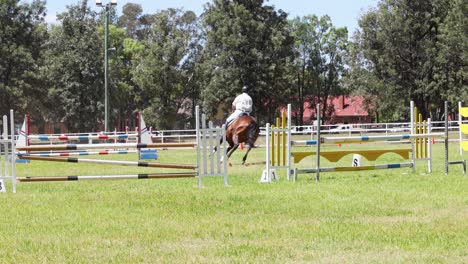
<box><xmin>201</xmin><ymin>0</ymin><xmax>295</xmax><ymax>124</ymax></box>
<box><xmin>118</xmin><ymin>3</ymin><xmax>143</xmax><ymax>38</ymax></box>
<box><xmin>349</xmin><ymin>0</ymin><xmax>464</xmax><ymax>121</ymax></box>
<box><xmin>289</xmin><ymin>15</ymin><xmax>348</xmax><ymax>125</ymax></box>
<box><xmin>131</xmin><ymin>9</ymin><xmax>203</xmax><ymax>129</ymax></box>
<box><xmin>434</xmin><ymin>0</ymin><xmax>467</xmax><ymax>109</ymax></box>
<box><xmin>42</xmin><ymin>0</ymin><xmax>103</xmax><ymax>132</ymax></box>
<box><xmin>0</xmin><ymin>0</ymin><xmax>47</xmax><ymax>117</ymax></box>
<box><xmin>100</xmin><ymin>24</ymin><xmax>142</xmax><ymax>130</ymax></box>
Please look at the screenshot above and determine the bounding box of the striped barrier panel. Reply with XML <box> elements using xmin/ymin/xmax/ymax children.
<box><xmin>295</xmin><ymin>162</ymin><xmax>413</xmax><ymax>173</ymax></box>
<box><xmin>292</xmin><ymin>149</ymin><xmax>412</xmax><ymax>163</ymax></box>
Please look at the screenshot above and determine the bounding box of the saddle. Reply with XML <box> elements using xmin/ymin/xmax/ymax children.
<box><xmin>226</xmin><ymin>112</ymin><xmax>250</xmax><ymax>128</ymax></box>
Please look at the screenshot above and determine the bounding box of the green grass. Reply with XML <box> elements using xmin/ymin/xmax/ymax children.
<box><xmin>1</xmin><ymin>141</ymin><xmax>467</xmax><ymax>263</ymax></box>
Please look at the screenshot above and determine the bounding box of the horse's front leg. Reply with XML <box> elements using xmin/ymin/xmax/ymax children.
<box><xmin>226</xmin><ymin>144</ymin><xmax>239</xmax><ymax>166</ymax></box>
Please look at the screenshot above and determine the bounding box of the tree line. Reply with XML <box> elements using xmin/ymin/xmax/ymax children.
<box><xmin>1</xmin><ymin>0</ymin><xmax>466</xmax><ymax>132</ymax></box>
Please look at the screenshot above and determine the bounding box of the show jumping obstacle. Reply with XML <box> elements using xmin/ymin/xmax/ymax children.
<box><xmin>17</xmin><ymin>112</ymin><xmax>153</xmax><ymax>160</ymax></box>
<box><xmin>262</xmin><ymin>101</ymin><xmax>447</xmax><ymax>183</ymax></box>
<box><xmin>1</xmin><ymin>106</ymin><xmax>228</xmax><ymax>192</ymax></box>
<box><xmin>445</xmin><ymin>101</ymin><xmax>466</xmax><ymax>175</ymax></box>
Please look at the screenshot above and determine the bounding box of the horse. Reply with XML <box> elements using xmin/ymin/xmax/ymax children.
<box><xmin>215</xmin><ymin>115</ymin><xmax>260</xmax><ymax>165</ymax></box>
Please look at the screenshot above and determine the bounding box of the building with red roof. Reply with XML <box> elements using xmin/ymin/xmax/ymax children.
<box><xmin>300</xmin><ymin>95</ymin><xmax>372</xmax><ymax>124</ymax></box>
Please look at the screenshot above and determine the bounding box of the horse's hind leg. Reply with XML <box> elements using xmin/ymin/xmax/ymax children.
<box><xmin>241</xmin><ymin>145</ymin><xmax>253</xmax><ymax>165</ymax></box>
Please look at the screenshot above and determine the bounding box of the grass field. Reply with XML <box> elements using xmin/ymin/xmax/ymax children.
<box><xmin>1</xmin><ymin>140</ymin><xmax>467</xmax><ymax>263</ymax></box>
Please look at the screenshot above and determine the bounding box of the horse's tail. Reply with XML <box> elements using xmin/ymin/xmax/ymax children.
<box><xmin>247</xmin><ymin>119</ymin><xmax>260</xmax><ymax>146</ymax></box>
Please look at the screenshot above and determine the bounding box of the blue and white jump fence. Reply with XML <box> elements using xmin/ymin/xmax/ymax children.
<box><xmin>1</xmin><ymin>106</ymin><xmax>228</xmax><ymax>192</ymax></box>
<box><xmin>18</xmin><ymin>112</ymin><xmax>158</xmax><ymax>161</ymax></box>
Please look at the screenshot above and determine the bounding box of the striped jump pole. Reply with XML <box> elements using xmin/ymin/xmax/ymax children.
<box><xmin>291</xmin><ymin>133</ymin><xmax>443</xmax><ymax>146</ymax></box>
<box><xmin>291</xmin><ymin>133</ymin><xmax>444</xmax><ymax>146</ymax></box>
<box><xmin>17</xmin><ymin>172</ymin><xmax>197</xmax><ymax>182</ymax></box>
<box><xmin>16</xmin><ymin>142</ymin><xmax>196</xmax><ymax>152</ymax></box>
<box><xmin>27</xmin><ymin>134</ymin><xmax>137</xmax><ymax>142</ymax></box>
<box><xmin>18</xmin><ymin>155</ymin><xmax>197</xmax><ymax>170</ymax></box>
<box><xmin>295</xmin><ymin>162</ymin><xmax>413</xmax><ymax>174</ymax></box>
<box><xmin>21</xmin><ymin>150</ymin><xmax>138</xmax><ymax>157</ymax></box>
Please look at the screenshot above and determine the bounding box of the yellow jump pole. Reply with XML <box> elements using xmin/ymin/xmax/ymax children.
<box><xmin>276</xmin><ymin>117</ymin><xmax>281</xmax><ymax>166</ymax></box>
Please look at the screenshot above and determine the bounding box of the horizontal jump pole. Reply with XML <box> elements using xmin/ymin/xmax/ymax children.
<box><xmin>17</xmin><ymin>172</ymin><xmax>197</xmax><ymax>182</ymax></box>
<box><xmin>28</xmin><ymin>133</ymin><xmax>138</xmax><ymax>141</ymax></box>
<box><xmin>19</xmin><ymin>150</ymin><xmax>138</xmax><ymax>157</ymax></box>
<box><xmin>292</xmin><ymin>148</ymin><xmax>412</xmax><ymax>163</ymax></box>
<box><xmin>296</xmin><ymin>162</ymin><xmax>413</xmax><ymax>173</ymax></box>
<box><xmin>18</xmin><ymin>155</ymin><xmax>197</xmax><ymax>170</ymax></box>
<box><xmin>16</xmin><ymin>142</ymin><xmax>196</xmax><ymax>151</ymax></box>
<box><xmin>292</xmin><ymin>133</ymin><xmax>444</xmax><ymax>146</ymax></box>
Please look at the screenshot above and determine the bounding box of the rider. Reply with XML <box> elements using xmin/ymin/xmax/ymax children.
<box><xmin>225</xmin><ymin>85</ymin><xmax>253</xmax><ymax>128</ymax></box>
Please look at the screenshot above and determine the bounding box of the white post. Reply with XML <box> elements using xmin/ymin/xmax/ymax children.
<box><xmin>195</xmin><ymin>106</ymin><xmax>201</xmax><ymax>187</ymax></box>
<box><xmin>222</xmin><ymin>125</ymin><xmax>228</xmax><ymax>185</ymax></box>
<box><xmin>263</xmin><ymin>123</ymin><xmax>271</xmax><ymax>183</ymax></box>
<box><xmin>316</xmin><ymin>103</ymin><xmax>321</xmax><ymax>182</ymax></box>
<box><xmin>10</xmin><ymin>110</ymin><xmax>17</xmax><ymax>193</ymax></box>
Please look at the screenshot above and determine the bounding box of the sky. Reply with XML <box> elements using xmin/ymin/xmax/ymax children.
<box><xmin>43</xmin><ymin>0</ymin><xmax>378</xmax><ymax>33</ymax></box>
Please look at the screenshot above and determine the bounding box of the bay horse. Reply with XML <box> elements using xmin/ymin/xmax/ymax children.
<box><xmin>215</xmin><ymin>115</ymin><xmax>260</xmax><ymax>165</ymax></box>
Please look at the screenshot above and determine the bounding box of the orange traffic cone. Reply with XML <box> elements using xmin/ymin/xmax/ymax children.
<box><xmin>240</xmin><ymin>143</ymin><xmax>244</xmax><ymax>150</ymax></box>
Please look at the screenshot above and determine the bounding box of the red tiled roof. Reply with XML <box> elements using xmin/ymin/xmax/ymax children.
<box><xmin>331</xmin><ymin>96</ymin><xmax>369</xmax><ymax>117</ymax></box>
<box><xmin>301</xmin><ymin>96</ymin><xmax>369</xmax><ymax>119</ymax></box>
